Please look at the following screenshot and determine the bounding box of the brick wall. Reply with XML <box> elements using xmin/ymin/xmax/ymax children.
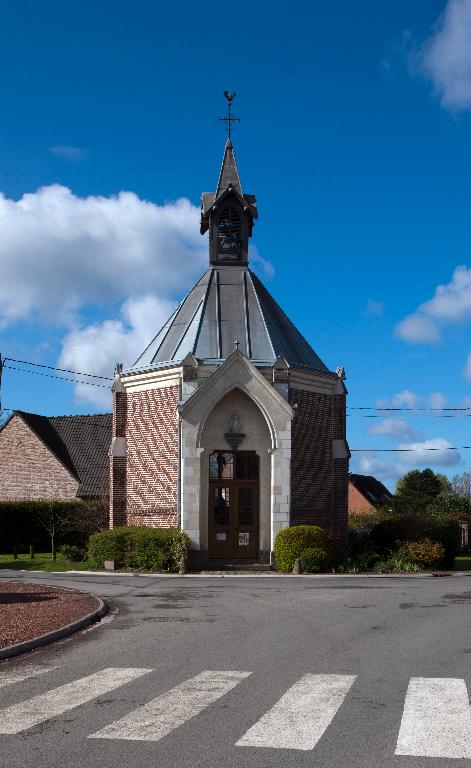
<box><xmin>348</xmin><ymin>482</ymin><xmax>375</xmax><ymax>514</ymax></box>
<box><xmin>290</xmin><ymin>387</ymin><xmax>348</xmax><ymax>547</ymax></box>
<box><xmin>0</xmin><ymin>415</ymin><xmax>79</xmax><ymax>500</ymax></box>
<box><xmin>110</xmin><ymin>390</ymin><xmax>127</xmax><ymax>528</ymax></box>
<box><xmin>125</xmin><ymin>385</ymin><xmax>179</xmax><ymax>527</ymax></box>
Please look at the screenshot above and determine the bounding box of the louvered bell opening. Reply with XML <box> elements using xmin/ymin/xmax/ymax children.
<box><xmin>218</xmin><ymin>204</ymin><xmax>242</xmax><ymax>260</ymax></box>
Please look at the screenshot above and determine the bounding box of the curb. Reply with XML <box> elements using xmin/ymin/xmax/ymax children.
<box><xmin>4</xmin><ymin>569</ymin><xmax>471</xmax><ymax>579</ymax></box>
<box><xmin>0</xmin><ymin>596</ymin><xmax>109</xmax><ymax>660</ymax></box>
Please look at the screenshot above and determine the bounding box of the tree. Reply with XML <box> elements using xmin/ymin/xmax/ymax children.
<box><xmin>425</xmin><ymin>493</ymin><xmax>471</xmax><ymax>521</ymax></box>
<box><xmin>395</xmin><ymin>468</ymin><xmax>444</xmax><ymax>516</ymax></box>
<box><xmin>35</xmin><ymin>503</ymin><xmax>71</xmax><ymax>561</ymax></box>
<box><xmin>452</xmin><ymin>471</ymin><xmax>471</xmax><ymax>502</ymax></box>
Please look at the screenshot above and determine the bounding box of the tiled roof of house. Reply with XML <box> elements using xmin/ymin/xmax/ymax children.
<box><xmin>14</xmin><ymin>411</ymin><xmax>112</xmax><ymax>498</ymax></box>
<box><xmin>349</xmin><ymin>474</ymin><xmax>394</xmax><ymax>507</ymax></box>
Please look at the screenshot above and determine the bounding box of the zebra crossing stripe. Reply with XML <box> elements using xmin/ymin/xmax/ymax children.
<box><xmin>0</xmin><ymin>667</ymin><xmax>152</xmax><ymax>734</ymax></box>
<box><xmin>236</xmin><ymin>673</ymin><xmax>356</xmax><ymax>751</ymax></box>
<box><xmin>395</xmin><ymin>677</ymin><xmax>471</xmax><ymax>759</ymax></box>
<box><xmin>90</xmin><ymin>670</ymin><xmax>252</xmax><ymax>742</ymax></box>
<box><xmin>0</xmin><ymin>665</ymin><xmax>56</xmax><ymax>689</ymax></box>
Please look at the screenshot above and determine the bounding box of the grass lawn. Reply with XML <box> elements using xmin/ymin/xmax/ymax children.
<box><xmin>454</xmin><ymin>556</ymin><xmax>471</xmax><ymax>571</ymax></box>
<box><xmin>0</xmin><ymin>553</ymin><xmax>94</xmax><ymax>572</ymax></box>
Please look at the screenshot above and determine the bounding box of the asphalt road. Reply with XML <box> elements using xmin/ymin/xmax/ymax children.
<box><xmin>0</xmin><ymin>570</ymin><xmax>470</xmax><ymax>767</ymax></box>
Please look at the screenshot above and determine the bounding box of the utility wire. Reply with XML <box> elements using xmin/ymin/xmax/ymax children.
<box><xmin>351</xmin><ymin>446</ymin><xmax>471</xmax><ymax>452</ymax></box>
<box><xmin>4</xmin><ymin>357</ymin><xmax>113</xmax><ymax>380</ymax></box>
<box><xmin>3</xmin><ymin>365</ymin><xmax>110</xmax><ymax>388</ymax></box>
<box><xmin>2</xmin><ymin>357</ymin><xmax>470</xmax><ymax>412</ymax></box>
<box><xmin>348</xmin><ymin>405</ymin><xmax>471</xmax><ymax>412</ymax></box>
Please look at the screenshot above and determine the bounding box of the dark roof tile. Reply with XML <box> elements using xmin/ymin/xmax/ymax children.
<box><xmin>15</xmin><ymin>411</ymin><xmax>111</xmax><ymax>498</ymax></box>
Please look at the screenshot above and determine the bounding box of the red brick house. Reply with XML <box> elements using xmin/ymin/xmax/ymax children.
<box><xmin>0</xmin><ymin>411</ymin><xmax>111</xmax><ymax>501</ymax></box>
<box><xmin>109</xmin><ymin>133</ymin><xmax>350</xmax><ymax>565</ymax></box>
<box><xmin>348</xmin><ymin>474</ymin><xmax>393</xmax><ymax>514</ymax></box>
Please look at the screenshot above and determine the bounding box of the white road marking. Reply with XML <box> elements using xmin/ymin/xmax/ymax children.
<box><xmin>236</xmin><ymin>673</ymin><xmax>356</xmax><ymax>751</ymax></box>
<box><xmin>90</xmin><ymin>670</ymin><xmax>251</xmax><ymax>742</ymax></box>
<box><xmin>0</xmin><ymin>667</ymin><xmax>152</xmax><ymax>734</ymax></box>
<box><xmin>0</xmin><ymin>665</ymin><xmax>56</xmax><ymax>689</ymax></box>
<box><xmin>395</xmin><ymin>677</ymin><xmax>471</xmax><ymax>759</ymax></box>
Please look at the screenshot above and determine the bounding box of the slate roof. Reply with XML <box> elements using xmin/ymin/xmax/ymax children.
<box><xmin>216</xmin><ymin>138</ymin><xmax>243</xmax><ymax>197</ymax></box>
<box><xmin>14</xmin><ymin>411</ymin><xmax>112</xmax><ymax>497</ymax></box>
<box><xmin>200</xmin><ymin>139</ymin><xmax>258</xmax><ymax>228</ymax></box>
<box><xmin>349</xmin><ymin>474</ymin><xmax>394</xmax><ymax>507</ymax></box>
<box><xmin>131</xmin><ymin>266</ymin><xmax>329</xmax><ymax>373</ymax></box>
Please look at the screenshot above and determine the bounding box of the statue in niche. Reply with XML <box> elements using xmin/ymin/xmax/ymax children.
<box><xmin>229</xmin><ymin>412</ymin><xmax>242</xmax><ymax>435</ymax></box>
<box><xmin>225</xmin><ymin>411</ymin><xmax>245</xmax><ymax>450</ymax></box>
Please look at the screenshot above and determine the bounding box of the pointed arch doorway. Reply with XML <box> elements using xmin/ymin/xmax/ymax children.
<box><xmin>208</xmin><ymin>450</ymin><xmax>259</xmax><ymax>559</ymax></box>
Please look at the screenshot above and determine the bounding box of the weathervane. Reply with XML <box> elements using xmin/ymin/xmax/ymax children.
<box><xmin>219</xmin><ymin>91</ymin><xmax>240</xmax><ymax>140</ymax></box>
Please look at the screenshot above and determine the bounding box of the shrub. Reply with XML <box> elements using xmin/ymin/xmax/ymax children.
<box><xmin>369</xmin><ymin>517</ymin><xmax>412</xmax><ymax>555</ymax></box>
<box><xmin>274</xmin><ymin>526</ymin><xmax>327</xmax><ymax>572</ymax></box>
<box><xmin>58</xmin><ymin>544</ymin><xmax>86</xmax><ymax>562</ymax></box>
<box><xmin>424</xmin><ymin>520</ymin><xmax>461</xmax><ymax>567</ymax></box>
<box><xmin>87</xmin><ymin>526</ymin><xmax>191</xmax><ymax>572</ymax></box>
<box><xmin>397</xmin><ymin>538</ymin><xmax>445</xmax><ymax>568</ymax></box>
<box><xmin>300</xmin><ymin>547</ymin><xmax>330</xmax><ymax>573</ymax></box>
<box><xmin>374</xmin><ymin>557</ymin><xmax>420</xmax><ymax>574</ymax></box>
<box><xmin>347</xmin><ymin>524</ymin><xmax>379</xmax><ymax>569</ymax></box>
<box><xmin>0</xmin><ymin>498</ymin><xmax>108</xmax><ymax>554</ymax></box>
<box><xmin>425</xmin><ymin>493</ymin><xmax>471</xmax><ymax>522</ymax></box>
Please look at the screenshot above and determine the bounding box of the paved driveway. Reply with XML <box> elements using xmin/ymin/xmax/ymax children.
<box><xmin>0</xmin><ymin>571</ymin><xmax>470</xmax><ymax>767</ymax></box>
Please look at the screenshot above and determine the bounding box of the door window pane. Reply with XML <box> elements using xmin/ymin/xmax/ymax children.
<box><xmin>235</xmin><ymin>452</ymin><xmax>259</xmax><ymax>480</ymax></box>
<box><xmin>214</xmin><ymin>487</ymin><xmax>230</xmax><ymax>526</ymax></box>
<box><xmin>238</xmin><ymin>487</ymin><xmax>253</xmax><ymax>526</ymax></box>
<box><xmin>209</xmin><ymin>452</ymin><xmax>234</xmax><ymax>479</ymax></box>
<box><xmin>220</xmin><ymin>452</ymin><xmax>233</xmax><ymax>479</ymax></box>
<box><xmin>209</xmin><ymin>453</ymin><xmax>219</xmax><ymax>479</ymax></box>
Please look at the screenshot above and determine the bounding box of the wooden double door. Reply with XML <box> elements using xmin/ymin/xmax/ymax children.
<box><xmin>208</xmin><ymin>451</ymin><xmax>259</xmax><ymax>559</ymax></box>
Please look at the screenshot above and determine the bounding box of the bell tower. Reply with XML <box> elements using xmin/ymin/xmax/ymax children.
<box><xmin>200</xmin><ymin>94</ymin><xmax>258</xmax><ymax>266</ymax></box>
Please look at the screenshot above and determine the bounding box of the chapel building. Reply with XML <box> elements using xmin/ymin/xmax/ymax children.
<box><xmin>110</xmin><ymin>137</ymin><xmax>349</xmax><ymax>565</ymax></box>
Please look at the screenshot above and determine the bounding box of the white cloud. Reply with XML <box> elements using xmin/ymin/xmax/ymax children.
<box><xmin>351</xmin><ymin>454</ymin><xmax>408</xmax><ymax>487</ymax></box>
<box><xmin>398</xmin><ymin>437</ymin><xmax>461</xmax><ymax>466</ymax></box>
<box><xmin>428</xmin><ymin>392</ymin><xmax>447</xmax><ymax>409</ymax></box>
<box><xmin>367</xmin><ymin>417</ymin><xmax>418</xmax><ymax>441</ymax></box>
<box><xmin>0</xmin><ymin>184</ymin><xmax>207</xmax><ymax>327</ymax></box>
<box><xmin>58</xmin><ymin>294</ymin><xmax>175</xmax><ymax>408</ymax></box>
<box><xmin>363</xmin><ymin>300</ymin><xmax>384</xmax><ymax>318</ymax></box>
<box><xmin>465</xmin><ymin>352</ymin><xmax>471</xmax><ymax>381</ymax></box>
<box><xmin>395</xmin><ymin>314</ymin><xmax>440</xmax><ymax>344</ymax></box>
<box><xmin>249</xmin><ymin>244</ymin><xmax>275</xmax><ymax>280</ymax></box>
<box><xmin>50</xmin><ymin>145</ymin><xmax>88</xmax><ymax>161</ymax></box>
<box><xmin>395</xmin><ymin>265</ymin><xmax>471</xmax><ymax>344</ymax></box>
<box><xmin>376</xmin><ymin>390</ymin><xmax>421</xmax><ymax>409</ymax></box>
<box><xmin>418</xmin><ymin>0</ymin><xmax>471</xmax><ymax>112</ymax></box>
<box><xmin>390</xmin><ymin>390</ymin><xmax>420</xmax><ymax>408</ymax></box>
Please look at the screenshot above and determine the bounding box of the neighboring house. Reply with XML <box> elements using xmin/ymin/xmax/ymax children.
<box><xmin>348</xmin><ymin>474</ymin><xmax>394</xmax><ymax>514</ymax></box>
<box><xmin>0</xmin><ymin>411</ymin><xmax>112</xmax><ymax>501</ymax></box>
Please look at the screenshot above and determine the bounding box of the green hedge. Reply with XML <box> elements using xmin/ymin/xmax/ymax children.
<box><xmin>300</xmin><ymin>547</ymin><xmax>330</xmax><ymax>573</ymax></box>
<box><xmin>274</xmin><ymin>525</ymin><xmax>327</xmax><ymax>572</ymax></box>
<box><xmin>0</xmin><ymin>499</ymin><xmax>108</xmax><ymax>554</ymax></box>
<box><xmin>87</xmin><ymin>526</ymin><xmax>191</xmax><ymax>572</ymax></box>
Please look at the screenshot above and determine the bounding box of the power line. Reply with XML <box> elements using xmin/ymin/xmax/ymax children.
<box><xmin>5</xmin><ymin>357</ymin><xmax>113</xmax><ymax>381</ymax></box>
<box><xmin>4</xmin><ymin>365</ymin><xmax>110</xmax><ymax>389</ymax></box>
<box><xmin>347</xmin><ymin>412</ymin><xmax>471</xmax><ymax>419</ymax></box>
<box><xmin>348</xmin><ymin>405</ymin><xmax>471</xmax><ymax>412</ymax></box>
<box><xmin>351</xmin><ymin>446</ymin><xmax>471</xmax><ymax>452</ymax></box>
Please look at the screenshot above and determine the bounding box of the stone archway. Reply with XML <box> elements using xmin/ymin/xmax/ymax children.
<box><xmin>199</xmin><ymin>388</ymin><xmax>271</xmax><ymax>559</ymax></box>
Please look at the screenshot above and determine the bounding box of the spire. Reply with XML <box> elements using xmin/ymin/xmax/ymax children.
<box><xmin>216</xmin><ymin>138</ymin><xmax>243</xmax><ymax>198</ymax></box>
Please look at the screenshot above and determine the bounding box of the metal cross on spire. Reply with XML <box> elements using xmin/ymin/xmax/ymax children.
<box><xmin>219</xmin><ymin>91</ymin><xmax>240</xmax><ymax>140</ymax></box>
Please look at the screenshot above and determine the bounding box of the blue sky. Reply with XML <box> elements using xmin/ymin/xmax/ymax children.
<box><xmin>1</xmin><ymin>0</ymin><xmax>471</xmax><ymax>488</ymax></box>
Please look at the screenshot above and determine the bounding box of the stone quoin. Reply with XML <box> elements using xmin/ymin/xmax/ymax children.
<box><xmin>109</xmin><ymin>128</ymin><xmax>350</xmax><ymax>565</ymax></box>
